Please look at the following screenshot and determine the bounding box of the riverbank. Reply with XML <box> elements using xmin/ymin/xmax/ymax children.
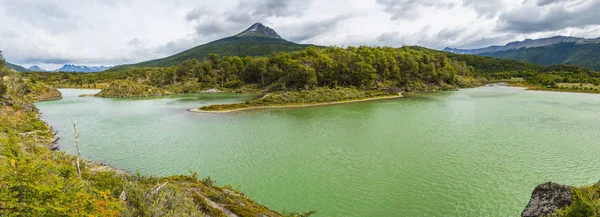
<box><xmin>190</xmin><ymin>93</ymin><xmax>403</xmax><ymax>113</ymax></box>
<box><xmin>508</xmin><ymin>82</ymin><xmax>600</xmax><ymax>95</ymax></box>
<box><xmin>0</xmin><ymin>79</ymin><xmax>303</xmax><ymax>216</ymax></box>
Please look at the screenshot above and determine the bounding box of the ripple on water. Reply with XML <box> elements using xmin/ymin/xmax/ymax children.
<box><xmin>34</xmin><ymin>87</ymin><xmax>600</xmax><ymax>216</ymax></box>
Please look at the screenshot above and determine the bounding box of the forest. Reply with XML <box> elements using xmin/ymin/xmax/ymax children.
<box><xmin>25</xmin><ymin>46</ymin><xmax>481</xmax><ymax>92</ymax></box>
<box><xmin>25</xmin><ymin>46</ymin><xmax>600</xmax><ymax>98</ymax></box>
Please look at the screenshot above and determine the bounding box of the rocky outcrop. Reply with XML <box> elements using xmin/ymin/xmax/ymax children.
<box><xmin>201</xmin><ymin>88</ymin><xmax>223</xmax><ymax>93</ymax></box>
<box><xmin>522</xmin><ymin>182</ymin><xmax>573</xmax><ymax>217</ymax></box>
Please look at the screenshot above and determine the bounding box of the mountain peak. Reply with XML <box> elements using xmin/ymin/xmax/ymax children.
<box><xmin>28</xmin><ymin>65</ymin><xmax>46</xmax><ymax>72</ymax></box>
<box><xmin>235</xmin><ymin>22</ymin><xmax>282</xmax><ymax>39</ymax></box>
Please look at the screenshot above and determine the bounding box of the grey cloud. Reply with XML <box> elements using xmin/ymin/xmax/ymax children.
<box><xmin>0</xmin><ymin>0</ymin><xmax>79</xmax><ymax>33</ymax></box>
<box><xmin>376</xmin><ymin>26</ymin><xmax>505</xmax><ymax>49</ymax></box>
<box><xmin>286</xmin><ymin>14</ymin><xmax>355</xmax><ymax>42</ymax></box>
<box><xmin>186</xmin><ymin>0</ymin><xmax>316</xmax><ymax>38</ymax></box>
<box><xmin>194</xmin><ymin>20</ymin><xmax>230</xmax><ymax>36</ymax></box>
<box><xmin>22</xmin><ymin>57</ymin><xmax>74</xmax><ymax>64</ymax></box>
<box><xmin>225</xmin><ymin>13</ymin><xmax>253</xmax><ymax>24</ymax></box>
<box><xmin>185</xmin><ymin>7</ymin><xmax>238</xmax><ymax>37</ymax></box>
<box><xmin>127</xmin><ymin>38</ymin><xmax>144</xmax><ymax>47</ymax></box>
<box><xmin>154</xmin><ymin>38</ymin><xmax>203</xmax><ymax>56</ymax></box>
<box><xmin>20</xmin><ymin>55</ymin><xmax>132</xmax><ymax>65</ymax></box>
<box><xmin>498</xmin><ymin>1</ymin><xmax>600</xmax><ymax>33</ymax></box>
<box><xmin>436</xmin><ymin>27</ymin><xmax>466</xmax><ymax>41</ymax></box>
<box><xmin>376</xmin><ymin>0</ymin><xmax>456</xmax><ymax>20</ymax></box>
<box><xmin>185</xmin><ymin>7</ymin><xmax>213</xmax><ymax>21</ymax></box>
<box><xmin>461</xmin><ymin>0</ymin><xmax>506</xmax><ymax>18</ymax></box>
<box><xmin>535</xmin><ymin>0</ymin><xmax>575</xmax><ymax>6</ymax></box>
<box><xmin>453</xmin><ymin>35</ymin><xmax>517</xmax><ymax>49</ymax></box>
<box><xmin>235</xmin><ymin>0</ymin><xmax>315</xmax><ymax>19</ymax></box>
<box><xmin>376</xmin><ymin>31</ymin><xmax>407</xmax><ymax>46</ymax></box>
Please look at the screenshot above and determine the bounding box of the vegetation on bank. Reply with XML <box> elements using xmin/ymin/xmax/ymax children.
<box><xmin>1</xmin><ymin>53</ymin><xmax>312</xmax><ymax>216</ymax></box>
<box><xmin>25</xmin><ymin>46</ymin><xmax>600</xmax><ymax>101</ymax></box>
<box><xmin>27</xmin><ymin>46</ymin><xmax>494</xmax><ymax>99</ymax></box>
<box><xmin>554</xmin><ymin>182</ymin><xmax>600</xmax><ymax>216</ymax></box>
<box><xmin>200</xmin><ymin>87</ymin><xmax>401</xmax><ymax>111</ymax></box>
<box><xmin>485</xmin><ymin>64</ymin><xmax>600</xmax><ymax>94</ymax></box>
<box><xmin>510</xmin><ymin>82</ymin><xmax>600</xmax><ymax>94</ymax></box>
<box><xmin>0</xmin><ymin>57</ymin><xmax>62</xmax><ymax>103</ymax></box>
<box><xmin>96</xmin><ymin>80</ymin><xmax>171</xmax><ymax>98</ymax></box>
<box><xmin>58</xmin><ymin>82</ymin><xmax>109</xmax><ymax>89</ymax></box>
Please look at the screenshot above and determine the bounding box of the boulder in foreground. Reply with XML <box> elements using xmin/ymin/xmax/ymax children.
<box><xmin>522</xmin><ymin>182</ymin><xmax>572</xmax><ymax>217</ymax></box>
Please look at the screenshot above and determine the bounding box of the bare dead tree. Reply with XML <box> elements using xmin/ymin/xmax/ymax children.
<box><xmin>71</xmin><ymin>119</ymin><xmax>82</xmax><ymax>179</ymax></box>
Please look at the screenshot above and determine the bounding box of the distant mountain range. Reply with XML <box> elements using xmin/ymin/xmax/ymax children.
<box><xmin>110</xmin><ymin>22</ymin><xmax>313</xmax><ymax>71</ymax></box>
<box><xmin>444</xmin><ymin>36</ymin><xmax>600</xmax><ymax>70</ymax></box>
<box><xmin>53</xmin><ymin>64</ymin><xmax>112</xmax><ymax>72</ymax></box>
<box><xmin>5</xmin><ymin>63</ymin><xmax>111</xmax><ymax>73</ymax></box>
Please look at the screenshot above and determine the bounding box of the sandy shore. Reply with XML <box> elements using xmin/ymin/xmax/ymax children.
<box><xmin>188</xmin><ymin>93</ymin><xmax>403</xmax><ymax>113</ymax></box>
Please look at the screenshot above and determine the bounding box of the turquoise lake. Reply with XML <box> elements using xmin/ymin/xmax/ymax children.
<box><xmin>35</xmin><ymin>86</ymin><xmax>600</xmax><ymax>216</ymax></box>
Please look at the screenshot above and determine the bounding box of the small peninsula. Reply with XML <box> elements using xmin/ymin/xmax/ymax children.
<box><xmin>193</xmin><ymin>87</ymin><xmax>403</xmax><ymax>113</ymax></box>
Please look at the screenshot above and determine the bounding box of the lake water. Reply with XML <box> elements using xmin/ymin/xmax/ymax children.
<box><xmin>35</xmin><ymin>86</ymin><xmax>600</xmax><ymax>216</ymax></box>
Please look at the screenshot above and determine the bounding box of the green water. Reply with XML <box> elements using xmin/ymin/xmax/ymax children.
<box><xmin>35</xmin><ymin>86</ymin><xmax>600</xmax><ymax>216</ymax></box>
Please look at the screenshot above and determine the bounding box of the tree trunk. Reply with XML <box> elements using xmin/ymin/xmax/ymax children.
<box><xmin>71</xmin><ymin>120</ymin><xmax>82</xmax><ymax>179</ymax></box>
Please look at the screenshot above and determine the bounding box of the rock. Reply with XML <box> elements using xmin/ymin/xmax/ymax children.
<box><xmin>522</xmin><ymin>182</ymin><xmax>573</xmax><ymax>217</ymax></box>
<box><xmin>201</xmin><ymin>88</ymin><xmax>222</xmax><ymax>93</ymax></box>
<box><xmin>119</xmin><ymin>190</ymin><xmax>127</xmax><ymax>201</ymax></box>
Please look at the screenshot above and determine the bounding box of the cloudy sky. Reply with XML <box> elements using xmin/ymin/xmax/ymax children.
<box><xmin>1</xmin><ymin>0</ymin><xmax>599</xmax><ymax>70</ymax></box>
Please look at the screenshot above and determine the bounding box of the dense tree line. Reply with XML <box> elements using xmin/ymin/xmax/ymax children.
<box><xmin>24</xmin><ymin>46</ymin><xmax>600</xmax><ymax>92</ymax></box>
<box><xmin>26</xmin><ymin>46</ymin><xmax>481</xmax><ymax>92</ymax></box>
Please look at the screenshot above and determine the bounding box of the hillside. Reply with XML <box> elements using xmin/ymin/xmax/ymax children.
<box><xmin>111</xmin><ymin>23</ymin><xmax>313</xmax><ymax>71</ymax></box>
<box><xmin>444</xmin><ymin>36</ymin><xmax>600</xmax><ymax>71</ymax></box>
<box><xmin>444</xmin><ymin>36</ymin><xmax>600</xmax><ymax>55</ymax></box>
<box><xmin>6</xmin><ymin>62</ymin><xmax>28</xmax><ymax>72</ymax></box>
<box><xmin>479</xmin><ymin>43</ymin><xmax>600</xmax><ymax>71</ymax></box>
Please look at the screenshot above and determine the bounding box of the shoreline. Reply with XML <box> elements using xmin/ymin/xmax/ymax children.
<box><xmin>189</xmin><ymin>93</ymin><xmax>404</xmax><ymax>113</ymax></box>
<box><xmin>506</xmin><ymin>82</ymin><xmax>600</xmax><ymax>95</ymax></box>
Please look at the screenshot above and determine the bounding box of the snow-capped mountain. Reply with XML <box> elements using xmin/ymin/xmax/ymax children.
<box><xmin>235</xmin><ymin>22</ymin><xmax>282</xmax><ymax>39</ymax></box>
<box><xmin>53</xmin><ymin>64</ymin><xmax>112</xmax><ymax>73</ymax></box>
